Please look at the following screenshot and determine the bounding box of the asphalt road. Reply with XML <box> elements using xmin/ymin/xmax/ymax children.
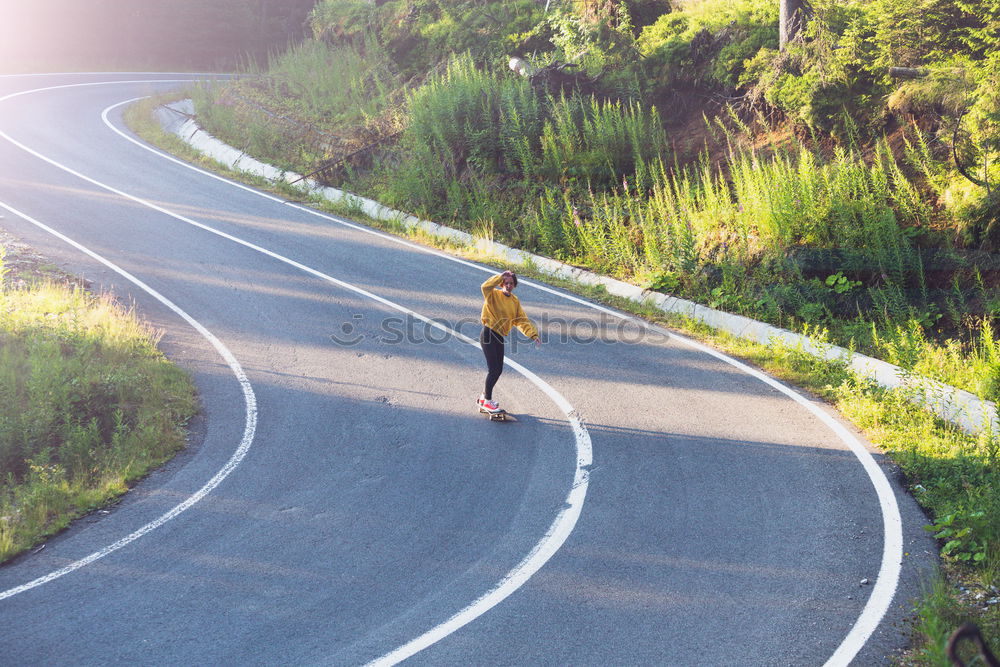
<box><xmin>0</xmin><ymin>73</ymin><xmax>938</xmax><ymax>665</ymax></box>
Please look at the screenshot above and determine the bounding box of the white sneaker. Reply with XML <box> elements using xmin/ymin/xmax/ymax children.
<box><xmin>479</xmin><ymin>396</ymin><xmax>500</xmax><ymax>412</ymax></box>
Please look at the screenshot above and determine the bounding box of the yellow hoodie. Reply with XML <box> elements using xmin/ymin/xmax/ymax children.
<box><xmin>480</xmin><ymin>274</ymin><xmax>539</xmax><ymax>340</ymax></box>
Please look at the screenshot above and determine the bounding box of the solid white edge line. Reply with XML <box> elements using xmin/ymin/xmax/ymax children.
<box><xmin>104</xmin><ymin>86</ymin><xmax>902</xmax><ymax>663</ymax></box>
<box><xmin>0</xmin><ymin>81</ymin><xmax>593</xmax><ymax>667</ymax></box>
<box><xmin>0</xmin><ymin>198</ymin><xmax>259</xmax><ymax>602</ymax></box>
<box><xmin>365</xmin><ymin>358</ymin><xmax>591</xmax><ymax>667</ymax></box>
<box><xmin>663</xmin><ymin>332</ymin><xmax>903</xmax><ymax>667</ymax></box>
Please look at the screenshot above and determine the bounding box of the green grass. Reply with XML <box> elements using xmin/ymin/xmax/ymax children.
<box><xmin>0</xmin><ymin>267</ymin><xmax>197</xmax><ymax>563</ymax></box>
<box><xmin>261</xmin><ymin>39</ymin><xmax>399</xmax><ymax>126</ymax></box>
<box><xmin>188</xmin><ymin>40</ymin><xmax>404</xmax><ymax>176</ymax></box>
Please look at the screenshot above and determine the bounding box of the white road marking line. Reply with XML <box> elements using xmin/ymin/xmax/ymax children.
<box><xmin>662</xmin><ymin>331</ymin><xmax>902</xmax><ymax>667</ymax></box>
<box><xmin>103</xmin><ymin>88</ymin><xmax>904</xmax><ymax>665</ymax></box>
<box><xmin>0</xmin><ymin>79</ymin><xmax>194</xmax><ymax>102</ymax></box>
<box><xmin>0</xmin><ymin>198</ymin><xmax>258</xmax><ymax>602</ymax></box>
<box><xmin>0</xmin><ymin>72</ymin><xmax>224</xmax><ymax>79</ymax></box>
<box><xmin>0</xmin><ymin>81</ymin><xmax>593</xmax><ymax>666</ymax></box>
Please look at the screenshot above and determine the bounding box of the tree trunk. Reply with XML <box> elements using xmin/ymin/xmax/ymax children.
<box><xmin>779</xmin><ymin>0</ymin><xmax>810</xmax><ymax>50</ymax></box>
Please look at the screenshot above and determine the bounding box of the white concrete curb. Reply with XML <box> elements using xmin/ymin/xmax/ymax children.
<box><xmin>156</xmin><ymin>100</ymin><xmax>998</xmax><ymax>437</ymax></box>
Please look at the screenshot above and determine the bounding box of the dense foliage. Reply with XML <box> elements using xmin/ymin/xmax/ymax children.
<box><xmin>309</xmin><ymin>0</ymin><xmax>547</xmax><ymax>77</ymax></box>
<box><xmin>739</xmin><ymin>1</ymin><xmax>1000</xmax><ymax>251</ymax></box>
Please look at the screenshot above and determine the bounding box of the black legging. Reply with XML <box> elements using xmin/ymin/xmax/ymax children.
<box><xmin>480</xmin><ymin>326</ymin><xmax>505</xmax><ymax>400</ymax></box>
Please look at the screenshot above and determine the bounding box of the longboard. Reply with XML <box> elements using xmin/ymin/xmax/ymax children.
<box><xmin>479</xmin><ymin>408</ymin><xmax>516</xmax><ymax>422</ymax></box>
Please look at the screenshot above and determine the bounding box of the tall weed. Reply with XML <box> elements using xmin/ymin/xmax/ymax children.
<box><xmin>539</xmin><ymin>94</ymin><xmax>670</xmax><ymax>189</ymax></box>
<box><xmin>193</xmin><ymin>39</ymin><xmax>402</xmax><ymax>171</ymax></box>
<box><xmin>389</xmin><ymin>54</ymin><xmax>671</xmax><ymax>241</ymax></box>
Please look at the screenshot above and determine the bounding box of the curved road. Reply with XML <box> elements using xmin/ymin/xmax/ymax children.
<box><xmin>0</xmin><ymin>74</ymin><xmax>936</xmax><ymax>665</ymax></box>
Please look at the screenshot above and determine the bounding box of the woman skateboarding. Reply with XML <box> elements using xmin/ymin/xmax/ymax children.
<box><xmin>478</xmin><ymin>270</ymin><xmax>541</xmax><ymax>414</ymax></box>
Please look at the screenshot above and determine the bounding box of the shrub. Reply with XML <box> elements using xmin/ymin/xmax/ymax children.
<box><xmin>637</xmin><ymin>0</ymin><xmax>778</xmax><ymax>90</ymax></box>
<box><xmin>310</xmin><ymin>0</ymin><xmax>547</xmax><ymax>76</ymax></box>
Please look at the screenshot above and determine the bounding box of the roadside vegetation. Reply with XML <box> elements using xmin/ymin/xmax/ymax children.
<box><xmin>0</xmin><ymin>248</ymin><xmax>197</xmax><ymax>563</ymax></box>
<box><xmin>135</xmin><ymin>0</ymin><xmax>1000</xmax><ymax>660</ymax></box>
